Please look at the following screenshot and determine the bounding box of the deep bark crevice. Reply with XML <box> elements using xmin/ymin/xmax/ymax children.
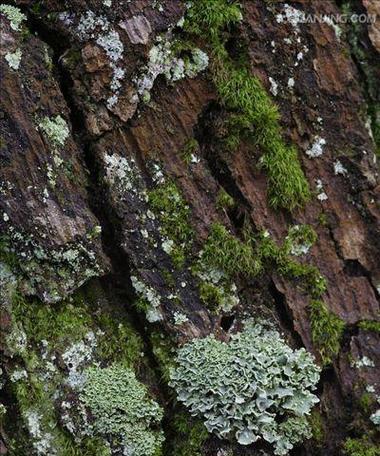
<box><xmin>23</xmin><ymin>13</ymin><xmax>178</xmax><ymax>455</ymax></box>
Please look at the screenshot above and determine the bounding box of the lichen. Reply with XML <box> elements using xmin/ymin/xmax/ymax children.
<box><xmin>5</xmin><ymin>49</ymin><xmax>22</xmax><ymax>70</ymax></box>
<box><xmin>170</xmin><ymin>321</ymin><xmax>320</xmax><ymax>455</ymax></box>
<box><xmin>305</xmin><ymin>136</ymin><xmax>327</xmax><ymax>159</ymax></box>
<box><xmin>136</xmin><ymin>38</ymin><xmax>208</xmax><ymax>103</ymax></box>
<box><xmin>76</xmin><ymin>364</ymin><xmax>164</xmax><ymax>456</ymax></box>
<box><xmin>173</xmin><ymin>311</ymin><xmax>189</xmax><ymax>325</ymax></box>
<box><xmin>0</xmin><ymin>4</ymin><xmax>26</xmax><ymax>31</ymax></box>
<box><xmin>38</xmin><ymin>115</ymin><xmax>69</xmax><ymax>148</ymax></box>
<box><xmin>5</xmin><ymin>285</ymin><xmax>148</xmax><ymax>455</ymax></box>
<box><xmin>283</xmin><ymin>225</ymin><xmax>317</xmax><ymax>257</ymax></box>
<box><xmin>131</xmin><ymin>276</ymin><xmax>163</xmax><ymax>322</ymax></box>
<box><xmin>1</xmin><ymin>228</ymin><xmax>103</xmax><ymax>303</ymax></box>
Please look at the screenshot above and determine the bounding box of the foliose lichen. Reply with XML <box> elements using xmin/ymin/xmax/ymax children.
<box><xmin>136</xmin><ymin>38</ymin><xmax>208</xmax><ymax>103</ymax></box>
<box><xmin>76</xmin><ymin>364</ymin><xmax>164</xmax><ymax>456</ymax></box>
<box><xmin>38</xmin><ymin>115</ymin><xmax>69</xmax><ymax>149</ymax></box>
<box><xmin>0</xmin><ymin>4</ymin><xmax>26</xmax><ymax>31</ymax></box>
<box><xmin>170</xmin><ymin>322</ymin><xmax>320</xmax><ymax>455</ymax></box>
<box><xmin>5</xmin><ymin>49</ymin><xmax>22</xmax><ymax>70</ymax></box>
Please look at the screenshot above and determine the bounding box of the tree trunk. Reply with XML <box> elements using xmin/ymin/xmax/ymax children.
<box><xmin>0</xmin><ymin>1</ymin><xmax>379</xmax><ymax>455</ymax></box>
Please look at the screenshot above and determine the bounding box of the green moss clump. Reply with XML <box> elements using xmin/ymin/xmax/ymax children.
<box><xmin>200</xmin><ymin>223</ymin><xmax>326</xmax><ymax>299</ymax></box>
<box><xmin>308</xmin><ymin>409</ymin><xmax>324</xmax><ymax>445</ymax></box>
<box><xmin>79</xmin><ymin>365</ymin><xmax>164</xmax><ymax>456</ymax></box>
<box><xmin>184</xmin><ymin>0</ymin><xmax>310</xmax><ymax>211</ymax></box>
<box><xmin>199</xmin><ymin>281</ymin><xmax>225</xmax><ymax>310</ymax></box>
<box><xmin>150</xmin><ymin>331</ymin><xmax>176</xmax><ymax>383</ymax></box>
<box><xmin>201</xmin><ymin>223</ymin><xmax>261</xmax><ymax>277</ymax></box>
<box><xmin>11</xmin><ymin>292</ymin><xmax>91</xmax><ymax>351</ymax></box>
<box><xmin>359</xmin><ymin>320</ymin><xmax>380</xmax><ymax>333</ymax></box>
<box><xmin>148</xmin><ymin>181</ymin><xmax>193</xmax><ymax>268</ymax></box>
<box><xmin>95</xmin><ymin>312</ymin><xmax>144</xmax><ymax>366</ymax></box>
<box><xmin>180</xmin><ymin>138</ymin><xmax>199</xmax><ymax>163</ymax></box>
<box><xmin>171</xmin><ymin>413</ymin><xmax>209</xmax><ymax>456</ymax></box>
<box><xmin>310</xmin><ymin>300</ymin><xmax>345</xmax><ymax>365</ymax></box>
<box><xmin>343</xmin><ymin>437</ymin><xmax>380</xmax><ymax>456</ymax></box>
<box><xmin>283</xmin><ymin>225</ymin><xmax>317</xmax><ymax>256</ymax></box>
<box><xmin>216</xmin><ymin>188</ymin><xmax>235</xmax><ymax>210</ymax></box>
<box><xmin>359</xmin><ymin>392</ymin><xmax>376</xmax><ymax>414</ymax></box>
<box><xmin>0</xmin><ymin>236</ymin><xmax>19</xmax><ymax>270</ymax></box>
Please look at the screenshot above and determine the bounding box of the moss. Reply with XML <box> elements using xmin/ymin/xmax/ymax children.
<box><xmin>341</xmin><ymin>1</ymin><xmax>380</xmax><ymax>154</ymax></box>
<box><xmin>200</xmin><ymin>222</ymin><xmax>326</xmax><ymax>302</ymax></box>
<box><xmin>199</xmin><ymin>281</ymin><xmax>225</xmax><ymax>310</ymax></box>
<box><xmin>283</xmin><ymin>225</ymin><xmax>317</xmax><ymax>256</ymax></box>
<box><xmin>216</xmin><ymin>188</ymin><xmax>235</xmax><ymax>210</ymax></box>
<box><xmin>6</xmin><ymin>282</ymin><xmax>155</xmax><ymax>455</ymax></box>
<box><xmin>359</xmin><ymin>392</ymin><xmax>376</xmax><ymax>414</ymax></box>
<box><xmin>201</xmin><ymin>223</ymin><xmax>261</xmax><ymax>277</ymax></box>
<box><xmin>310</xmin><ymin>300</ymin><xmax>345</xmax><ymax>365</ymax></box>
<box><xmin>180</xmin><ymin>138</ymin><xmax>199</xmax><ymax>164</ymax></box>
<box><xmin>170</xmin><ymin>412</ymin><xmax>209</xmax><ymax>456</ymax></box>
<box><xmin>343</xmin><ymin>437</ymin><xmax>380</xmax><ymax>456</ymax></box>
<box><xmin>11</xmin><ymin>292</ymin><xmax>92</xmax><ymax>351</ymax></box>
<box><xmin>318</xmin><ymin>212</ymin><xmax>329</xmax><ymax>227</ymax></box>
<box><xmin>308</xmin><ymin>409</ymin><xmax>324</xmax><ymax>445</ymax></box>
<box><xmin>359</xmin><ymin>320</ymin><xmax>380</xmax><ymax>333</ymax></box>
<box><xmin>150</xmin><ymin>331</ymin><xmax>176</xmax><ymax>383</ymax></box>
<box><xmin>368</xmin><ymin>103</ymin><xmax>380</xmax><ymax>157</ymax></box>
<box><xmin>0</xmin><ymin>236</ymin><xmax>19</xmax><ymax>270</ymax></box>
<box><xmin>184</xmin><ymin>0</ymin><xmax>310</xmax><ymax>211</ymax></box>
<box><xmin>95</xmin><ymin>312</ymin><xmax>144</xmax><ymax>367</ymax></box>
<box><xmin>148</xmin><ymin>180</ymin><xmax>193</xmax><ymax>268</ymax></box>
<box><xmin>276</xmin><ymin>258</ymin><xmax>327</xmax><ymax>298</ymax></box>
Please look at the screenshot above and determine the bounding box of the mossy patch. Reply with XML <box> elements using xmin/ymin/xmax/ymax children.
<box><xmin>5</xmin><ymin>283</ymin><xmax>148</xmax><ymax>455</ymax></box>
<box><xmin>308</xmin><ymin>409</ymin><xmax>325</xmax><ymax>445</ymax></box>
<box><xmin>148</xmin><ymin>180</ymin><xmax>193</xmax><ymax>268</ymax></box>
<box><xmin>359</xmin><ymin>320</ymin><xmax>380</xmax><ymax>334</ymax></box>
<box><xmin>184</xmin><ymin>0</ymin><xmax>310</xmax><ymax>210</ymax></box>
<box><xmin>170</xmin><ymin>412</ymin><xmax>209</xmax><ymax>456</ymax></box>
<box><xmin>200</xmin><ymin>222</ymin><xmax>325</xmax><ymax>301</ymax></box>
<box><xmin>310</xmin><ymin>300</ymin><xmax>345</xmax><ymax>365</ymax></box>
<box><xmin>343</xmin><ymin>437</ymin><xmax>380</xmax><ymax>456</ymax></box>
<box><xmin>216</xmin><ymin>188</ymin><xmax>235</xmax><ymax>210</ymax></box>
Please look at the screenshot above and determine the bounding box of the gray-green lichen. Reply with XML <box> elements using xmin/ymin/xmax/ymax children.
<box><xmin>136</xmin><ymin>38</ymin><xmax>209</xmax><ymax>103</ymax></box>
<box><xmin>1</xmin><ymin>228</ymin><xmax>103</xmax><ymax>303</ymax></box>
<box><xmin>131</xmin><ymin>275</ymin><xmax>163</xmax><ymax>323</ymax></box>
<box><xmin>38</xmin><ymin>115</ymin><xmax>70</xmax><ymax>149</ymax></box>
<box><xmin>170</xmin><ymin>322</ymin><xmax>320</xmax><ymax>455</ymax></box>
<box><xmin>5</xmin><ymin>49</ymin><xmax>22</xmax><ymax>70</ymax></box>
<box><xmin>71</xmin><ymin>364</ymin><xmax>164</xmax><ymax>456</ymax></box>
<box><xmin>0</xmin><ymin>4</ymin><xmax>26</xmax><ymax>31</ymax></box>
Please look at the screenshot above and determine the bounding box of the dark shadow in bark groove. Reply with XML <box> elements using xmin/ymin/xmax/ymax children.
<box><xmin>20</xmin><ymin>12</ymin><xmax>178</xmax><ymax>456</ymax></box>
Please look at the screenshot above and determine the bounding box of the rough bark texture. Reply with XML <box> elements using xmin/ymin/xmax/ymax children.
<box><xmin>0</xmin><ymin>1</ymin><xmax>379</xmax><ymax>456</ymax></box>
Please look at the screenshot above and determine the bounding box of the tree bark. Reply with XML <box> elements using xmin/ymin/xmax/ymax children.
<box><xmin>0</xmin><ymin>1</ymin><xmax>379</xmax><ymax>455</ymax></box>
